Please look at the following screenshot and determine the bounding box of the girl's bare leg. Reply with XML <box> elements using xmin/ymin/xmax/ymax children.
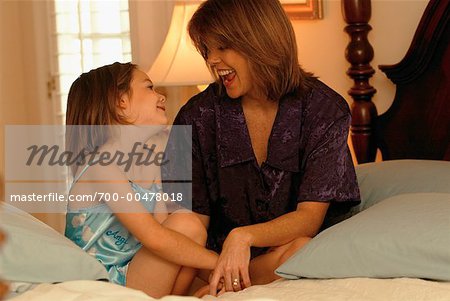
<box><xmin>171</xmin><ymin>266</ymin><xmax>198</xmax><ymax>295</ymax></box>
<box><xmin>249</xmin><ymin>237</ymin><xmax>311</xmax><ymax>285</ymax></box>
<box><xmin>126</xmin><ymin>211</ymin><xmax>207</xmax><ymax>297</ymax></box>
<box><xmin>193</xmin><ymin>284</ymin><xmax>210</xmax><ymax>298</ymax></box>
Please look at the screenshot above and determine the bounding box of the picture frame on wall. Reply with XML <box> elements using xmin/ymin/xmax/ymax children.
<box><xmin>281</xmin><ymin>0</ymin><xmax>323</xmax><ymax>20</ymax></box>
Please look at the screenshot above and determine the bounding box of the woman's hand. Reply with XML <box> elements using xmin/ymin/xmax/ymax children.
<box><xmin>209</xmin><ymin>228</ymin><xmax>252</xmax><ymax>296</ymax></box>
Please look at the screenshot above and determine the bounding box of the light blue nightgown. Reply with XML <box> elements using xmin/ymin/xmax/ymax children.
<box><xmin>65</xmin><ymin>163</ymin><xmax>159</xmax><ymax>285</ymax></box>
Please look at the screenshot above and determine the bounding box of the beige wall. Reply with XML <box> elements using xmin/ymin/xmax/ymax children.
<box><xmin>1</xmin><ymin>0</ymin><xmax>55</xmax><ymax>172</ymax></box>
<box><xmin>1</xmin><ymin>1</ymin><xmax>29</xmax><ymax>177</ymax></box>
<box><xmin>1</xmin><ymin>0</ymin><xmax>429</xmax><ymax>230</ymax></box>
<box><xmin>1</xmin><ymin>0</ymin><xmax>60</xmax><ymax>230</ymax></box>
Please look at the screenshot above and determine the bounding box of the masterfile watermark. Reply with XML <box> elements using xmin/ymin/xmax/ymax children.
<box><xmin>26</xmin><ymin>142</ymin><xmax>169</xmax><ymax>172</ymax></box>
<box><xmin>4</xmin><ymin>125</ymin><xmax>193</xmax><ymax>213</ymax></box>
<box><xmin>9</xmin><ymin>191</ymin><xmax>184</xmax><ymax>203</ymax></box>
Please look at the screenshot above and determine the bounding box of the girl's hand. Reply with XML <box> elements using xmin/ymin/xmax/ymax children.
<box><xmin>209</xmin><ymin>228</ymin><xmax>252</xmax><ymax>296</ymax></box>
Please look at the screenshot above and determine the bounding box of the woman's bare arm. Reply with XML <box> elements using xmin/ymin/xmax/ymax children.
<box><xmin>232</xmin><ymin>201</ymin><xmax>329</xmax><ymax>248</ymax></box>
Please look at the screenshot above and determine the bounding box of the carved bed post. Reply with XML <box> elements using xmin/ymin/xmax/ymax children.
<box><xmin>342</xmin><ymin>0</ymin><xmax>378</xmax><ymax>163</ymax></box>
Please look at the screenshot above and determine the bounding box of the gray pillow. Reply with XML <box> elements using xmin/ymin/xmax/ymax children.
<box><xmin>354</xmin><ymin>160</ymin><xmax>450</xmax><ymax>214</ymax></box>
<box><xmin>0</xmin><ymin>203</ymin><xmax>109</xmax><ymax>283</ymax></box>
<box><xmin>276</xmin><ymin>193</ymin><xmax>450</xmax><ymax>280</ymax></box>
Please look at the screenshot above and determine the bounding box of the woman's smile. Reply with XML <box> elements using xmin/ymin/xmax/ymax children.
<box><xmin>217</xmin><ymin>69</ymin><xmax>236</xmax><ymax>87</ymax></box>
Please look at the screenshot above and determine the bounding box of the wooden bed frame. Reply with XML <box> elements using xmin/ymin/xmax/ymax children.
<box><xmin>342</xmin><ymin>0</ymin><xmax>449</xmax><ymax>163</ymax></box>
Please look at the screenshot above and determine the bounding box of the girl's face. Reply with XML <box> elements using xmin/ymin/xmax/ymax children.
<box><xmin>120</xmin><ymin>69</ymin><xmax>168</xmax><ymax>126</ymax></box>
<box><xmin>206</xmin><ymin>43</ymin><xmax>258</xmax><ymax>100</ymax></box>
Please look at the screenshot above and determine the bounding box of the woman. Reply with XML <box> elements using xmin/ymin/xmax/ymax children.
<box><xmin>65</xmin><ymin>62</ymin><xmax>217</xmax><ymax>297</ymax></box>
<box><xmin>164</xmin><ymin>0</ymin><xmax>360</xmax><ymax>296</ymax></box>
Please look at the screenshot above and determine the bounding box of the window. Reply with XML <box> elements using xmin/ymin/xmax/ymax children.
<box><xmin>49</xmin><ymin>0</ymin><xmax>131</xmax><ymax>124</ymax></box>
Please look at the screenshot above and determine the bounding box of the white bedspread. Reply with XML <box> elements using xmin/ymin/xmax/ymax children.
<box><xmin>8</xmin><ymin>278</ymin><xmax>450</xmax><ymax>301</ymax></box>
<box><xmin>206</xmin><ymin>278</ymin><xmax>450</xmax><ymax>301</ymax></box>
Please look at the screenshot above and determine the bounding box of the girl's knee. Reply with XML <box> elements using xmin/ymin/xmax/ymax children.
<box><xmin>163</xmin><ymin>212</ymin><xmax>207</xmax><ymax>245</ymax></box>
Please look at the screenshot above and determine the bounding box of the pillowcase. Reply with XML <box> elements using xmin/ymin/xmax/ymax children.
<box><xmin>354</xmin><ymin>160</ymin><xmax>450</xmax><ymax>213</ymax></box>
<box><xmin>276</xmin><ymin>193</ymin><xmax>450</xmax><ymax>281</ymax></box>
<box><xmin>0</xmin><ymin>202</ymin><xmax>109</xmax><ymax>283</ymax></box>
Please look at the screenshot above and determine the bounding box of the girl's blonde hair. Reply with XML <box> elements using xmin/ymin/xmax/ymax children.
<box><xmin>188</xmin><ymin>0</ymin><xmax>310</xmax><ymax>101</ymax></box>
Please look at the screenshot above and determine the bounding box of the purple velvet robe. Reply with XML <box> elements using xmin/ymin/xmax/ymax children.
<box><xmin>164</xmin><ymin>78</ymin><xmax>360</xmax><ymax>257</ymax></box>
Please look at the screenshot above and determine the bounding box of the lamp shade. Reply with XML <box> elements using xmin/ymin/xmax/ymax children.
<box><xmin>149</xmin><ymin>2</ymin><xmax>213</xmax><ymax>86</ymax></box>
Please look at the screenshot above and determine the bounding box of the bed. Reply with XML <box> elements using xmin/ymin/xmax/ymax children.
<box><xmin>2</xmin><ymin>0</ymin><xmax>450</xmax><ymax>300</ymax></box>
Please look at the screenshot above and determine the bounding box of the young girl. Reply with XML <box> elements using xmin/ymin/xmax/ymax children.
<box><xmin>64</xmin><ymin>62</ymin><xmax>217</xmax><ymax>297</ymax></box>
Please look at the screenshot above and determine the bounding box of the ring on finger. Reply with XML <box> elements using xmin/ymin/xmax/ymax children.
<box><xmin>232</xmin><ymin>278</ymin><xmax>239</xmax><ymax>287</ymax></box>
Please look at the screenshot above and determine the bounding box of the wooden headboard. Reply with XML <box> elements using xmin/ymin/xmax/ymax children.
<box><xmin>343</xmin><ymin>0</ymin><xmax>450</xmax><ymax>163</ymax></box>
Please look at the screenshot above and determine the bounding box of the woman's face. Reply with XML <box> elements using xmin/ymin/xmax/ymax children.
<box><xmin>206</xmin><ymin>44</ymin><xmax>258</xmax><ymax>99</ymax></box>
<box><xmin>121</xmin><ymin>69</ymin><xmax>168</xmax><ymax>126</ymax></box>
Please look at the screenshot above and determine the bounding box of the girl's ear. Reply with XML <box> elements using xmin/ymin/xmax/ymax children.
<box><xmin>117</xmin><ymin>95</ymin><xmax>131</xmax><ymax>122</ymax></box>
<box><xmin>118</xmin><ymin>96</ymin><xmax>129</xmax><ymax>110</ymax></box>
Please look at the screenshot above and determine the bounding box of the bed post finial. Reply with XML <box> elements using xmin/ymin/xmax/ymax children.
<box><xmin>342</xmin><ymin>0</ymin><xmax>378</xmax><ymax>163</ymax></box>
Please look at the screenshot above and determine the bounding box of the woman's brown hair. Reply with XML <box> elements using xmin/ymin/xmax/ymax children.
<box><xmin>65</xmin><ymin>62</ymin><xmax>136</xmax><ymax>175</ymax></box>
<box><xmin>188</xmin><ymin>0</ymin><xmax>309</xmax><ymax>101</ymax></box>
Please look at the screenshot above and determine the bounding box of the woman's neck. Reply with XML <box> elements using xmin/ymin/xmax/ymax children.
<box><xmin>242</xmin><ymin>94</ymin><xmax>278</xmax><ymax>113</ymax></box>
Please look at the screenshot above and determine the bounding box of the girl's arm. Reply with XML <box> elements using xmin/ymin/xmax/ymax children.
<box><xmin>114</xmin><ymin>211</ymin><xmax>217</xmax><ymax>270</ymax></box>
<box><xmin>88</xmin><ymin>164</ymin><xmax>218</xmax><ymax>270</ymax></box>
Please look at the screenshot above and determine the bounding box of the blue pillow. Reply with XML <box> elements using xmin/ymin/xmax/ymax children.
<box><xmin>354</xmin><ymin>160</ymin><xmax>450</xmax><ymax>213</ymax></box>
<box><xmin>0</xmin><ymin>203</ymin><xmax>109</xmax><ymax>283</ymax></box>
<box><xmin>276</xmin><ymin>193</ymin><xmax>450</xmax><ymax>280</ymax></box>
